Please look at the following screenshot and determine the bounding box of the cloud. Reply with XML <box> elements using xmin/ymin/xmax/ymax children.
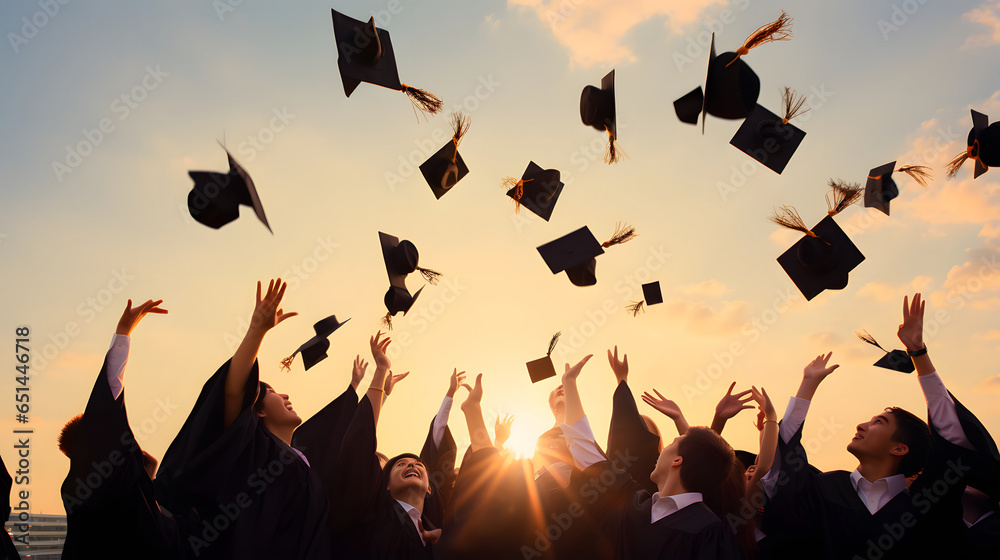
<box><xmin>483</xmin><ymin>13</ymin><xmax>501</xmax><ymax>30</ymax></box>
<box><xmin>508</xmin><ymin>0</ymin><xmax>726</xmax><ymax>67</ymax></box>
<box><xmin>963</xmin><ymin>2</ymin><xmax>1000</xmax><ymax>49</ymax></box>
<box><xmin>975</xmin><ymin>374</ymin><xmax>1000</xmax><ymax>394</ymax></box>
<box><xmin>857</xmin><ymin>276</ymin><xmax>934</xmax><ymax>302</ymax></box>
<box><xmin>676</xmin><ymin>279</ymin><xmax>730</xmax><ymax>298</ymax></box>
<box><xmin>661</xmin><ymin>297</ymin><xmax>750</xmax><ymax>336</ymax></box>
<box><xmin>972</xmin><ymin>329</ymin><xmax>1000</xmax><ymax>341</ymax></box>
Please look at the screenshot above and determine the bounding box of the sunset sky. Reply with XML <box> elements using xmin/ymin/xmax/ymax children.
<box><xmin>3</xmin><ymin>0</ymin><xmax>1000</xmax><ymax>513</ymax></box>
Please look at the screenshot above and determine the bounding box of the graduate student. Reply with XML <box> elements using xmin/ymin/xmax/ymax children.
<box><xmin>154</xmin><ymin>280</ymin><xmax>330</xmax><ymax>559</ymax></box>
<box><xmin>558</xmin><ymin>354</ymin><xmax>742</xmax><ymax>559</ymax></box>
<box><xmin>328</xmin><ymin>331</ymin><xmax>441</xmax><ymax>559</ymax></box>
<box><xmin>605</xmin><ymin>346</ymin><xmax>663</xmax><ymax>496</ymax></box>
<box><xmin>58</xmin><ymin>299</ymin><xmax>192</xmax><ymax>559</ymax></box>
<box><xmin>762</xmin><ymin>293</ymin><xmax>997</xmax><ymax>559</ymax></box>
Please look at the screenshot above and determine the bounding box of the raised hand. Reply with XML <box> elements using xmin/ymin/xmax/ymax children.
<box><xmin>750</xmin><ymin>386</ymin><xmax>776</xmax><ymax>429</ymax></box>
<box><xmin>561</xmin><ymin>354</ymin><xmax>594</xmax><ymax>384</ymax></box>
<box><xmin>803</xmin><ymin>352</ymin><xmax>839</xmax><ymax>382</ymax></box>
<box><xmin>249</xmin><ymin>279</ymin><xmax>297</xmax><ymax>336</ymax></box>
<box><xmin>642</xmin><ymin>389</ymin><xmax>689</xmax><ymax>435</ymax></box>
<box><xmin>715</xmin><ymin>382</ymin><xmax>755</xmax><ymax>421</ymax></box>
<box><xmin>461</xmin><ymin>373</ymin><xmax>484</xmax><ymax>412</ymax></box>
<box><xmin>351</xmin><ymin>355</ymin><xmax>368</xmax><ymax>390</ymax></box>
<box><xmin>447</xmin><ymin>368</ymin><xmax>467</xmax><ymax>398</ymax></box>
<box><xmin>607</xmin><ymin>346</ymin><xmax>629</xmax><ymax>385</ymax></box>
<box><xmin>383</xmin><ymin>370</ymin><xmax>410</xmax><ymax>396</ymax></box>
<box><xmin>494</xmin><ymin>414</ymin><xmax>513</xmax><ymax>446</ymax></box>
<box><xmin>369</xmin><ymin>331</ymin><xmax>392</xmax><ymax>371</ymax></box>
<box><xmin>115</xmin><ymin>299</ymin><xmax>168</xmax><ymax>336</ymax></box>
<box><xmin>897</xmin><ymin>293</ymin><xmax>925</xmax><ymax>352</ymax></box>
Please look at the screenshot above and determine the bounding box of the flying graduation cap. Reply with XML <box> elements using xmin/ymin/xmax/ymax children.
<box><xmin>730</xmin><ymin>87</ymin><xmax>808</xmax><ymax>174</ymax></box>
<box><xmin>537</xmin><ymin>223</ymin><xmax>638</xmax><ymax>287</ymax></box>
<box><xmin>379</xmin><ymin>231</ymin><xmax>441</xmax><ymax>328</ymax></box>
<box><xmin>526</xmin><ymin>332</ymin><xmax>561</xmax><ymax>383</ymax></box>
<box><xmin>674</xmin><ymin>12</ymin><xmax>792</xmax><ymax>132</ymax></box>
<box><xmin>580</xmin><ymin>70</ymin><xmax>625</xmax><ymax>164</ymax></box>
<box><xmin>420</xmin><ymin>113</ymin><xmax>471</xmax><ymax>198</ymax></box>
<box><xmin>626</xmin><ymin>282</ymin><xmax>663</xmax><ymax>316</ymax></box>
<box><xmin>947</xmin><ymin>109</ymin><xmax>1000</xmax><ymax>180</ymax></box>
<box><xmin>503</xmin><ymin>162</ymin><xmax>565</xmax><ymax>221</ymax></box>
<box><xmin>280</xmin><ymin>315</ymin><xmax>351</xmax><ymax>371</ymax></box>
<box><xmin>863</xmin><ymin>162</ymin><xmax>932</xmax><ymax>215</ymax></box>
<box><xmin>855</xmin><ymin>330</ymin><xmax>914</xmax><ymax>373</ymax></box>
<box><xmin>187</xmin><ymin>143</ymin><xmax>272</xmax><ymax>233</ymax></box>
<box><xmin>330</xmin><ymin>9</ymin><xmax>442</xmax><ymax>115</ymax></box>
<box><xmin>772</xmin><ymin>182</ymin><xmax>865</xmax><ymax>301</ymax></box>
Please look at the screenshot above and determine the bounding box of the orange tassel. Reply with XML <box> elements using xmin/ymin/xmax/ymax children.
<box><xmin>726</xmin><ymin>11</ymin><xmax>793</xmax><ymax>67</ymax></box>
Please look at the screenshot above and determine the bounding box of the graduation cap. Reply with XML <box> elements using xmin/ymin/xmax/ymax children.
<box><xmin>526</xmin><ymin>332</ymin><xmax>561</xmax><ymax>383</ymax></box>
<box><xmin>379</xmin><ymin>231</ymin><xmax>442</xmax><ymax>288</ymax></box>
<box><xmin>864</xmin><ymin>162</ymin><xmax>932</xmax><ymax>216</ymax></box>
<box><xmin>626</xmin><ymin>281</ymin><xmax>663</xmax><ymax>316</ymax></box>
<box><xmin>419</xmin><ymin>113</ymin><xmax>470</xmax><ymax>199</ymax></box>
<box><xmin>734</xmin><ymin>450</ymin><xmax>758</xmax><ymax>471</ymax></box>
<box><xmin>854</xmin><ymin>330</ymin><xmax>914</xmax><ymax>373</ymax></box>
<box><xmin>730</xmin><ymin>87</ymin><xmax>808</xmax><ymax>174</ymax></box>
<box><xmin>187</xmin><ymin>143</ymin><xmax>271</xmax><ymax>233</ymax></box>
<box><xmin>503</xmin><ymin>162</ymin><xmax>565</xmax><ymax>221</ymax></box>
<box><xmin>280</xmin><ymin>315</ymin><xmax>351</xmax><ymax>371</ymax></box>
<box><xmin>580</xmin><ymin>70</ymin><xmax>624</xmax><ymax>164</ymax></box>
<box><xmin>772</xmin><ymin>183</ymin><xmax>865</xmax><ymax>301</ymax></box>
<box><xmin>330</xmin><ymin>9</ymin><xmax>442</xmax><ymax>114</ymax></box>
<box><xmin>674</xmin><ymin>12</ymin><xmax>792</xmax><ymax>131</ymax></box>
<box><xmin>538</xmin><ymin>224</ymin><xmax>638</xmax><ymax>287</ymax></box>
<box><xmin>946</xmin><ymin>109</ymin><xmax>1000</xmax><ymax>179</ymax></box>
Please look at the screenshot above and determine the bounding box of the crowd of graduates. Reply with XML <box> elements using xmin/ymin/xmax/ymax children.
<box><xmin>0</xmin><ymin>282</ymin><xmax>987</xmax><ymax>560</ymax></box>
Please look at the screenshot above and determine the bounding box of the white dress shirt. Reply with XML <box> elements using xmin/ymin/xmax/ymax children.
<box><xmin>431</xmin><ymin>396</ymin><xmax>453</xmax><ymax>449</ymax></box>
<box><xmin>965</xmin><ymin>510</ymin><xmax>995</xmax><ymax>528</ymax></box>
<box><xmin>650</xmin><ymin>492</ymin><xmax>704</xmax><ymax>524</ymax></box>
<box><xmin>395</xmin><ymin>499</ymin><xmax>427</xmax><ymax>546</ymax></box>
<box><xmin>105</xmin><ymin>334</ymin><xmax>130</xmax><ymax>400</ymax></box>
<box><xmin>849</xmin><ymin>470</ymin><xmax>907</xmax><ymax>514</ymax></box>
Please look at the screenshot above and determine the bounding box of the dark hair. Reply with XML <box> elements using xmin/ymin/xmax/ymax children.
<box><xmin>58</xmin><ymin>414</ymin><xmax>84</xmax><ymax>459</ymax></box>
<box><xmin>885</xmin><ymin>407</ymin><xmax>930</xmax><ymax>477</ymax></box>
<box><xmin>704</xmin><ymin>457</ymin><xmax>758</xmax><ymax>557</ymax></box>
<box><xmin>253</xmin><ymin>382</ymin><xmax>272</xmax><ymax>415</ymax></box>
<box><xmin>677</xmin><ymin>427</ymin><xmax>735</xmax><ymax>493</ymax></box>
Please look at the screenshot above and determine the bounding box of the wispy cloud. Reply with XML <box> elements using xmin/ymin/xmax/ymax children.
<box><xmin>676</xmin><ymin>279</ymin><xmax>730</xmax><ymax>298</ymax></box>
<box><xmin>975</xmin><ymin>374</ymin><xmax>1000</xmax><ymax>394</ymax></box>
<box><xmin>963</xmin><ymin>1</ymin><xmax>1000</xmax><ymax>49</ymax></box>
<box><xmin>857</xmin><ymin>277</ymin><xmax>935</xmax><ymax>302</ymax></box>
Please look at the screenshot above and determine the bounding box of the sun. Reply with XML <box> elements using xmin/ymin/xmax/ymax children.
<box><xmin>494</xmin><ymin>408</ymin><xmax>553</xmax><ymax>461</ymax></box>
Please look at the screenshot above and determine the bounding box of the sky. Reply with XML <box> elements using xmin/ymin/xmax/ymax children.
<box><xmin>2</xmin><ymin>0</ymin><xmax>1000</xmax><ymax>514</ymax></box>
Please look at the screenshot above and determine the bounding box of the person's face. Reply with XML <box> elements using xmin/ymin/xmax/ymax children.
<box><xmin>549</xmin><ymin>385</ymin><xmax>566</xmax><ymax>419</ymax></box>
<box><xmin>650</xmin><ymin>435</ymin><xmax>684</xmax><ymax>487</ymax></box>
<box><xmin>257</xmin><ymin>386</ymin><xmax>302</xmax><ymax>428</ymax></box>
<box><xmin>847</xmin><ymin>411</ymin><xmax>905</xmax><ymax>461</ymax></box>
<box><xmin>387</xmin><ymin>457</ymin><xmax>430</xmax><ymax>498</ymax></box>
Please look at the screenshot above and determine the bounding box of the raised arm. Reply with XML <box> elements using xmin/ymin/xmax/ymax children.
<box><xmin>562</xmin><ymin>354</ymin><xmax>594</xmax><ymax>426</ymax></box>
<box><xmin>366</xmin><ymin>331</ymin><xmax>392</xmax><ymax>427</ymax></box>
<box><xmin>710</xmin><ymin>381</ymin><xmax>754</xmax><ymax>435</ymax></box>
<box><xmin>108</xmin><ymin>299</ymin><xmax>168</xmax><ymax>399</ymax></box>
<box><xmin>642</xmin><ymin>389</ymin><xmax>689</xmax><ymax>435</ymax></box>
<box><xmin>746</xmin><ymin>386</ymin><xmax>778</xmax><ymax>505</ymax></box>
<box><xmin>225</xmin><ymin>280</ymin><xmax>297</xmax><ymax>430</ymax></box>
<box><xmin>460</xmin><ymin>374</ymin><xmax>492</xmax><ymax>453</ymax></box>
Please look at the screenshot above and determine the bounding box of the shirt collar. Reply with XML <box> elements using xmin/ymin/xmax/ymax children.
<box><xmin>849</xmin><ymin>470</ymin><xmax>907</xmax><ymax>500</ymax></box>
<box><xmin>650</xmin><ymin>492</ymin><xmax>703</xmax><ymax>524</ymax></box>
<box><xmin>394</xmin><ymin>500</ymin><xmax>426</xmax><ymax>546</ymax></box>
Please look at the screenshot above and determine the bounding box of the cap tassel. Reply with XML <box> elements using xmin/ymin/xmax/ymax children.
<box><xmin>826</xmin><ymin>179</ymin><xmax>863</xmax><ymax>216</ymax></box>
<box><xmin>626</xmin><ymin>301</ymin><xmax>645</xmax><ymax>317</ymax></box>
<box><xmin>896</xmin><ymin>165</ymin><xmax>932</xmax><ymax>187</ymax></box>
<box><xmin>279</xmin><ymin>354</ymin><xmax>297</xmax><ymax>372</ymax></box>
<box><xmin>400</xmin><ymin>83</ymin><xmax>443</xmax><ymax>115</ymax></box>
<box><xmin>726</xmin><ymin>11</ymin><xmax>793</xmax><ymax>67</ymax></box>
<box><xmin>501</xmin><ymin>176</ymin><xmax>534</xmax><ymax>212</ymax></box>
<box><xmin>769</xmin><ymin>206</ymin><xmax>819</xmax><ymax>238</ymax></box>
<box><xmin>449</xmin><ymin>112</ymin><xmax>471</xmax><ymax>163</ymax></box>
<box><xmin>602</xmin><ymin>222</ymin><xmax>638</xmax><ymax>248</ymax></box>
<box><xmin>546</xmin><ymin>332</ymin><xmax>561</xmax><ymax>356</ymax></box>
<box><xmin>781</xmin><ymin>87</ymin><xmax>809</xmax><ymax>124</ymax></box>
<box><xmin>945</xmin><ymin>150</ymin><xmax>971</xmax><ymax>179</ymax></box>
<box><xmin>604</xmin><ymin>127</ymin><xmax>628</xmax><ymax>164</ymax></box>
<box><xmin>855</xmin><ymin>330</ymin><xmax>889</xmax><ymax>353</ymax></box>
<box><xmin>380</xmin><ymin>312</ymin><xmax>393</xmax><ymax>330</ymax></box>
<box><xmin>418</xmin><ymin>267</ymin><xmax>442</xmax><ymax>285</ymax></box>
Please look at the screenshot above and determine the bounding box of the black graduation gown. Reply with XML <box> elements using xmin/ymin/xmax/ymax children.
<box><xmin>963</xmin><ymin>511</ymin><xmax>1000</xmax><ymax>558</ymax></box>
<box><xmin>570</xmin><ymin>460</ymin><xmax>742</xmax><ymax>560</ymax></box>
<box><xmin>329</xmin><ymin>395</ymin><xmax>435</xmax><ymax>560</ymax></box>
<box><xmin>154</xmin><ymin>360</ymin><xmax>330</xmax><ymax>560</ymax></box>
<box><xmin>761</xmin><ymin>395</ymin><xmax>987</xmax><ymax>560</ymax></box>
<box><xmin>418</xmin><ymin>411</ymin><xmax>458</xmax><ymax>530</ymax></box>
<box><xmin>607</xmin><ymin>380</ymin><xmax>661</xmax><ymax>496</ymax></box>
<box><xmin>60</xmin><ymin>355</ymin><xmax>189</xmax><ymax>559</ymax></box>
<box><xmin>0</xmin><ymin>454</ymin><xmax>21</xmax><ymax>560</ymax></box>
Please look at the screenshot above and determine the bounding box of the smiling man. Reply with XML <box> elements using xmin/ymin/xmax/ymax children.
<box><xmin>761</xmin><ymin>294</ymin><xmax>998</xmax><ymax>560</ymax></box>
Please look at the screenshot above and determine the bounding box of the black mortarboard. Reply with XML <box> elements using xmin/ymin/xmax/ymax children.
<box><xmin>384</xmin><ymin>285</ymin><xmax>423</xmax><ymax>317</ymax></box>
<box><xmin>855</xmin><ymin>330</ymin><xmax>914</xmax><ymax>374</ymax></box>
<box><xmin>420</xmin><ymin>113</ymin><xmax>470</xmax><ymax>199</ymax></box>
<box><xmin>673</xmin><ymin>33</ymin><xmax>761</xmax><ymax>132</ymax></box>
<box><xmin>505</xmin><ymin>162</ymin><xmax>565</xmax><ymax>222</ymax></box>
<box><xmin>734</xmin><ymin>450</ymin><xmax>757</xmax><ymax>471</ymax></box>
<box><xmin>776</xmin><ymin>215</ymin><xmax>865</xmax><ymax>301</ymax></box>
<box><xmin>527</xmin><ymin>333</ymin><xmax>561</xmax><ymax>383</ymax></box>
<box><xmin>379</xmin><ymin>231</ymin><xmax>420</xmax><ymax>288</ymax></box>
<box><xmin>187</xmin><ymin>145</ymin><xmax>271</xmax><ymax>233</ymax></box>
<box><xmin>730</xmin><ymin>100</ymin><xmax>806</xmax><ymax>174</ymax></box>
<box><xmin>864</xmin><ymin>162</ymin><xmax>898</xmax><ymax>216</ymax></box>
<box><xmin>282</xmin><ymin>315</ymin><xmax>351</xmax><ymax>371</ymax></box>
<box><xmin>330</xmin><ymin>9</ymin><xmax>441</xmax><ymax>114</ymax></box>
<box><xmin>581</xmin><ymin>70</ymin><xmax>616</xmax><ymax>141</ymax></box>
<box><xmin>537</xmin><ymin>227</ymin><xmax>605</xmax><ymax>287</ymax></box>
<box><xmin>642</xmin><ymin>282</ymin><xmax>663</xmax><ymax>305</ymax></box>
